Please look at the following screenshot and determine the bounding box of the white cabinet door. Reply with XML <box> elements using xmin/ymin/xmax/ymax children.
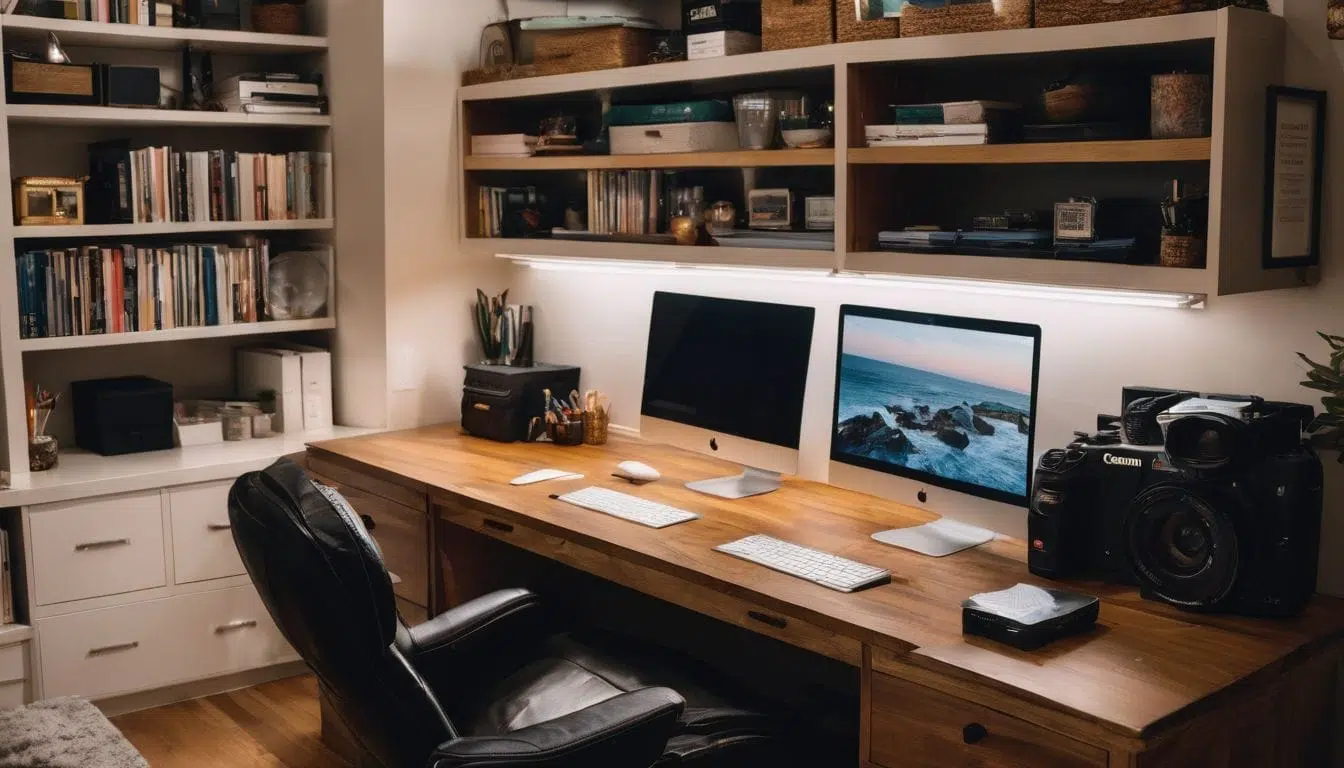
<box><xmin>170</xmin><ymin>481</ymin><xmax>246</xmax><ymax>584</ymax></box>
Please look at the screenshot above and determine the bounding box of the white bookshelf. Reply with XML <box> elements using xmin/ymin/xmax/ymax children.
<box><xmin>6</xmin><ymin>104</ymin><xmax>332</xmax><ymax>128</ymax></box>
<box><xmin>15</xmin><ymin>219</ymin><xmax>334</xmax><ymax>239</ymax></box>
<box><xmin>18</xmin><ymin>318</ymin><xmax>336</xmax><ymax>352</ymax></box>
<box><xmin>0</xmin><ymin>14</ymin><xmax>328</xmax><ymax>54</ymax></box>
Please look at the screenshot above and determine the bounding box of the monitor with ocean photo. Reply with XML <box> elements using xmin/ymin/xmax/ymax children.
<box><xmin>830</xmin><ymin>306</ymin><xmax>1041</xmax><ymax>509</ymax></box>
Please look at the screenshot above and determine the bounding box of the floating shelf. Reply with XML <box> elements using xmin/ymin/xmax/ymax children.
<box><xmin>0</xmin><ymin>14</ymin><xmax>328</xmax><ymax>54</ymax></box>
<box><xmin>849</xmin><ymin>139</ymin><xmax>1212</xmax><ymax>165</ymax></box>
<box><xmin>6</xmin><ymin>105</ymin><xmax>331</xmax><ymax>128</ymax></box>
<box><xmin>15</xmin><ymin>219</ymin><xmax>334</xmax><ymax>239</ymax></box>
<box><xmin>470</xmin><ymin>238</ymin><xmax>836</xmax><ymax>270</ymax></box>
<box><xmin>843</xmin><ymin>251</ymin><xmax>1212</xmax><ymax>295</ymax></box>
<box><xmin>19</xmin><ymin>318</ymin><xmax>335</xmax><ymax>352</ymax></box>
<box><xmin>465</xmin><ymin>149</ymin><xmax>834</xmax><ymax>171</ymax></box>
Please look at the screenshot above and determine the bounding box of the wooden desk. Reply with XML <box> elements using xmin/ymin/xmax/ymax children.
<box><xmin>307</xmin><ymin>425</ymin><xmax>1344</xmax><ymax>768</ymax></box>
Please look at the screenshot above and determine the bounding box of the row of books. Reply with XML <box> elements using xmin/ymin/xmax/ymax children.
<box><xmin>16</xmin><ymin>241</ymin><xmax>274</xmax><ymax>340</ymax></box>
<box><xmin>87</xmin><ymin>143</ymin><xmax>333</xmax><ymax>226</ymax></box>
<box><xmin>867</xmin><ymin>100</ymin><xmax>1021</xmax><ymax>147</ymax></box>
<box><xmin>586</xmin><ymin>170</ymin><xmax>678</xmax><ymax>236</ymax></box>
<box><xmin>17</xmin><ymin>0</ymin><xmax>172</xmax><ymax>25</ymax></box>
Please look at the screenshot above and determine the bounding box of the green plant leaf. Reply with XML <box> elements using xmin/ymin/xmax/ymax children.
<box><xmin>1324</xmin><ymin>397</ymin><xmax>1344</xmax><ymax>415</ymax></box>
<box><xmin>1319</xmin><ymin>331</ymin><xmax>1344</xmax><ymax>350</ymax></box>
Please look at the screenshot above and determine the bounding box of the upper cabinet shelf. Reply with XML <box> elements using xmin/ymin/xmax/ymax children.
<box><xmin>849</xmin><ymin>139</ymin><xmax>1212</xmax><ymax>165</ymax></box>
<box><xmin>465</xmin><ymin>149</ymin><xmax>833</xmax><ymax>171</ymax></box>
<box><xmin>0</xmin><ymin>14</ymin><xmax>328</xmax><ymax>54</ymax></box>
<box><xmin>6</xmin><ymin>104</ymin><xmax>331</xmax><ymax>128</ymax></box>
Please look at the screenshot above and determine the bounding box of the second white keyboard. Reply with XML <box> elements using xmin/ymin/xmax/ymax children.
<box><xmin>553</xmin><ymin>486</ymin><xmax>700</xmax><ymax>529</ymax></box>
<box><xmin>715</xmin><ymin>535</ymin><xmax>891</xmax><ymax>593</ymax></box>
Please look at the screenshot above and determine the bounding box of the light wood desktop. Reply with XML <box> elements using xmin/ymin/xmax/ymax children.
<box><xmin>306</xmin><ymin>425</ymin><xmax>1343</xmax><ymax>768</ymax></box>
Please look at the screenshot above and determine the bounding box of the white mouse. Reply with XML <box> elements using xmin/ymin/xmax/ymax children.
<box><xmin>613</xmin><ymin>461</ymin><xmax>661</xmax><ymax>484</ymax></box>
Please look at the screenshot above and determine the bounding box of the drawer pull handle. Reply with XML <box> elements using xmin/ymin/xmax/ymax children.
<box><xmin>75</xmin><ymin>538</ymin><xmax>131</xmax><ymax>552</ymax></box>
<box><xmin>962</xmin><ymin>723</ymin><xmax>988</xmax><ymax>745</ymax></box>
<box><xmin>483</xmin><ymin>519</ymin><xmax>514</xmax><ymax>534</ymax></box>
<box><xmin>207</xmin><ymin>522</ymin><xmax>232</xmax><ymax>531</ymax></box>
<box><xmin>214</xmin><ymin>620</ymin><xmax>259</xmax><ymax>634</ymax></box>
<box><xmin>747</xmin><ymin>611</ymin><xmax>788</xmax><ymax>630</ymax></box>
<box><xmin>89</xmin><ymin>641</ymin><xmax>139</xmax><ymax>657</ymax></box>
<box><xmin>360</xmin><ymin>514</ymin><xmax>377</xmax><ymax>531</ymax></box>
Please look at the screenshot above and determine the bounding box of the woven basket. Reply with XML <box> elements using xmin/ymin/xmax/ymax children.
<box><xmin>582</xmin><ymin>410</ymin><xmax>609</xmax><ymax>446</ymax></box>
<box><xmin>763</xmin><ymin>0</ymin><xmax>835</xmax><ymax>51</ymax></box>
<box><xmin>1035</xmin><ymin>0</ymin><xmax>1214</xmax><ymax>27</ymax></box>
<box><xmin>462</xmin><ymin>64</ymin><xmax>539</xmax><ymax>87</ymax></box>
<box><xmin>252</xmin><ymin>4</ymin><xmax>305</xmax><ymax>35</ymax></box>
<box><xmin>533</xmin><ymin>26</ymin><xmax>652</xmax><ymax>77</ymax></box>
<box><xmin>1160</xmin><ymin>234</ymin><xmax>1206</xmax><ymax>268</ymax></box>
<box><xmin>900</xmin><ymin>0</ymin><xmax>1031</xmax><ymax>37</ymax></box>
<box><xmin>837</xmin><ymin>7</ymin><xmax>899</xmax><ymax>42</ymax></box>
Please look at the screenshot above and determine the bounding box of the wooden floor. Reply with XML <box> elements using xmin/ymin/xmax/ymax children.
<box><xmin>112</xmin><ymin>675</ymin><xmax>348</xmax><ymax>767</ymax></box>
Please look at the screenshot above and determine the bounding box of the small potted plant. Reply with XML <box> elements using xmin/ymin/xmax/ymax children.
<box><xmin>1298</xmin><ymin>332</ymin><xmax>1344</xmax><ymax>462</ymax></box>
<box><xmin>252</xmin><ymin>0</ymin><xmax>306</xmax><ymax>35</ymax></box>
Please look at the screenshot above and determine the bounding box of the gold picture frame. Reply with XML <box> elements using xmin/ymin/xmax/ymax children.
<box><xmin>13</xmin><ymin>176</ymin><xmax>85</xmax><ymax>226</ymax></box>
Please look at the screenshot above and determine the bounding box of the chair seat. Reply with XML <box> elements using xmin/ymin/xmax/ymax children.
<box><xmin>463</xmin><ymin>633</ymin><xmax>775</xmax><ymax>767</ymax></box>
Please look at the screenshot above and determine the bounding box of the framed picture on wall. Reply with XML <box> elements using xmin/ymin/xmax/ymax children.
<box><xmin>1262</xmin><ymin>86</ymin><xmax>1326</xmax><ymax>270</ymax></box>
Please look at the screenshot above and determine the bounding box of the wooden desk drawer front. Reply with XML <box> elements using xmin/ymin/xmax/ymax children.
<box><xmin>311</xmin><ymin>473</ymin><xmax>428</xmax><ymax>608</ymax></box>
<box><xmin>438</xmin><ymin>499</ymin><xmax>863</xmax><ymax>666</ymax></box>
<box><xmin>30</xmin><ymin>490</ymin><xmax>167</xmax><ymax>606</ymax></box>
<box><xmin>869</xmin><ymin>672</ymin><xmax>1106</xmax><ymax>768</ymax></box>
<box><xmin>307</xmin><ymin>454</ymin><xmax>426</xmax><ymax>511</ymax></box>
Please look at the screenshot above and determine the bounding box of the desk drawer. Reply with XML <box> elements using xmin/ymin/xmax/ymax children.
<box><xmin>170</xmin><ymin>481</ymin><xmax>246</xmax><ymax>584</ymax></box>
<box><xmin>308</xmin><ymin>454</ymin><xmax>426</xmax><ymax>511</ymax></box>
<box><xmin>439</xmin><ymin>499</ymin><xmax>862</xmax><ymax>666</ymax></box>
<box><xmin>868</xmin><ymin>672</ymin><xmax>1106</xmax><ymax>768</ymax></box>
<box><xmin>30</xmin><ymin>491</ymin><xmax>167</xmax><ymax>606</ymax></box>
<box><xmin>38</xmin><ymin>585</ymin><xmax>295</xmax><ymax>700</ymax></box>
<box><xmin>311</xmin><ymin>472</ymin><xmax>428</xmax><ymax>608</ymax></box>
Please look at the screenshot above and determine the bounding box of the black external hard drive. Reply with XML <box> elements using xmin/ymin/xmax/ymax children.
<box><xmin>961</xmin><ymin>584</ymin><xmax>1100</xmax><ymax>651</ymax></box>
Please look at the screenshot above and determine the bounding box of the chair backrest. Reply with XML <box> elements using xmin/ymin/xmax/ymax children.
<box><xmin>228</xmin><ymin>458</ymin><xmax>454</xmax><ymax>767</ymax></box>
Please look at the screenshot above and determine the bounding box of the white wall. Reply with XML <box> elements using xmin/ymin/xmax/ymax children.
<box><xmin>508</xmin><ymin>0</ymin><xmax>1344</xmax><ymax>594</ymax></box>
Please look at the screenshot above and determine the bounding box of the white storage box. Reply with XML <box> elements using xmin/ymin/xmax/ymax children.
<box><xmin>610</xmin><ymin>121</ymin><xmax>739</xmax><ymax>155</ymax></box>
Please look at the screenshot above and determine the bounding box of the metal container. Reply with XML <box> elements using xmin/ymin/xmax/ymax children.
<box><xmin>733</xmin><ymin>92</ymin><xmax>777</xmax><ymax>150</ymax></box>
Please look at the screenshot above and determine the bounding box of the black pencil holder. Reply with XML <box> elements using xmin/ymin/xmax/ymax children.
<box><xmin>546</xmin><ymin>419</ymin><xmax>585</xmax><ymax>446</ymax></box>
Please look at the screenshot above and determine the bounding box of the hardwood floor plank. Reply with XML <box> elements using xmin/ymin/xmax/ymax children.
<box><xmin>113</xmin><ymin>675</ymin><xmax>347</xmax><ymax>768</ymax></box>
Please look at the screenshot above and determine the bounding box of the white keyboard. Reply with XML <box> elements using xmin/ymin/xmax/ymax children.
<box><xmin>715</xmin><ymin>535</ymin><xmax>891</xmax><ymax>593</ymax></box>
<box><xmin>553</xmin><ymin>487</ymin><xmax>700</xmax><ymax>529</ymax></box>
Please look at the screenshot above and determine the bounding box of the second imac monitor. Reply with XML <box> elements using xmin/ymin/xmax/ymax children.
<box><xmin>641</xmin><ymin>292</ymin><xmax>815</xmax><ymax>499</ymax></box>
<box><xmin>830</xmin><ymin>305</ymin><xmax>1041</xmax><ymax>543</ymax></box>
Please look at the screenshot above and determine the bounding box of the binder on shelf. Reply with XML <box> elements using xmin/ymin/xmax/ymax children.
<box><xmin>236</xmin><ymin>347</ymin><xmax>302</xmax><ymax>434</ymax></box>
<box><xmin>275</xmin><ymin>342</ymin><xmax>332</xmax><ymax>432</ymax></box>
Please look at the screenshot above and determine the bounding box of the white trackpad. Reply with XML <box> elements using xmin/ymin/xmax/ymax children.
<box><xmin>872</xmin><ymin>518</ymin><xmax>996</xmax><ymax>557</ymax></box>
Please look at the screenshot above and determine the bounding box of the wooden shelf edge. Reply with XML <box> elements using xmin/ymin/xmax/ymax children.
<box><xmin>6</xmin><ymin>105</ymin><xmax>331</xmax><ymax>128</ymax></box>
<box><xmin>19</xmin><ymin>318</ymin><xmax>336</xmax><ymax>352</ymax></box>
<box><xmin>0</xmin><ymin>14</ymin><xmax>328</xmax><ymax>52</ymax></box>
<box><xmin>844</xmin><ymin>250</ymin><xmax>1213</xmax><ymax>295</ymax></box>
<box><xmin>465</xmin><ymin>148</ymin><xmax>834</xmax><ymax>171</ymax></box>
<box><xmin>15</xmin><ymin>219</ymin><xmax>335</xmax><ymax>239</ymax></box>
<box><xmin>463</xmin><ymin>237</ymin><xmax>838</xmax><ymax>270</ymax></box>
<box><xmin>849</xmin><ymin>138</ymin><xmax>1212</xmax><ymax>165</ymax></box>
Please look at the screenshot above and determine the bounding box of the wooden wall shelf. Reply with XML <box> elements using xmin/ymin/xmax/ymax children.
<box><xmin>0</xmin><ymin>14</ymin><xmax>328</xmax><ymax>54</ymax></box>
<box><xmin>848</xmin><ymin>139</ymin><xmax>1212</xmax><ymax>166</ymax></box>
<box><xmin>465</xmin><ymin>149</ymin><xmax>833</xmax><ymax>171</ymax></box>
<box><xmin>466</xmin><ymin>238</ymin><xmax>836</xmax><ymax>271</ymax></box>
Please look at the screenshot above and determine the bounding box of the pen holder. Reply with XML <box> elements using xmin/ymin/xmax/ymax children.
<box><xmin>546</xmin><ymin>418</ymin><xmax>585</xmax><ymax>446</ymax></box>
<box><xmin>582</xmin><ymin>410</ymin><xmax>609</xmax><ymax>446</ymax></box>
<box><xmin>29</xmin><ymin>435</ymin><xmax>58</xmax><ymax>472</ymax></box>
<box><xmin>1160</xmin><ymin>234</ymin><xmax>1206</xmax><ymax>268</ymax></box>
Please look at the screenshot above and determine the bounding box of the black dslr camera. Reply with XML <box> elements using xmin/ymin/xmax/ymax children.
<box><xmin>1028</xmin><ymin>387</ymin><xmax>1323</xmax><ymax>617</ymax></box>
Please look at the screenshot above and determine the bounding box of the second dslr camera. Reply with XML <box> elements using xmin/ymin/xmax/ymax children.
<box><xmin>1029</xmin><ymin>388</ymin><xmax>1322</xmax><ymax>618</ymax></box>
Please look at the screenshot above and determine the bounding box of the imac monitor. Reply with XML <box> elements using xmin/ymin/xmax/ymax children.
<box><xmin>830</xmin><ymin>305</ymin><xmax>1041</xmax><ymax>550</ymax></box>
<box><xmin>641</xmin><ymin>292</ymin><xmax>815</xmax><ymax>499</ymax></box>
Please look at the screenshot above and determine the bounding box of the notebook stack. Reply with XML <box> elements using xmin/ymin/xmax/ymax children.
<box><xmin>220</xmin><ymin>74</ymin><xmax>325</xmax><ymax>116</ymax></box>
<box><xmin>866</xmin><ymin>100</ymin><xmax>1021</xmax><ymax>147</ymax></box>
<box><xmin>472</xmin><ymin>134</ymin><xmax>539</xmax><ymax>158</ymax></box>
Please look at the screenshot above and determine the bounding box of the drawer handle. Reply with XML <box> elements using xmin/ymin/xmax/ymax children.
<box><xmin>214</xmin><ymin>619</ymin><xmax>259</xmax><ymax>634</ymax></box>
<box><xmin>360</xmin><ymin>514</ymin><xmax>377</xmax><ymax>531</ymax></box>
<box><xmin>963</xmin><ymin>723</ymin><xmax>988</xmax><ymax>745</ymax></box>
<box><xmin>483</xmin><ymin>519</ymin><xmax>514</xmax><ymax>534</ymax></box>
<box><xmin>88</xmin><ymin>641</ymin><xmax>139</xmax><ymax>657</ymax></box>
<box><xmin>207</xmin><ymin>522</ymin><xmax>233</xmax><ymax>531</ymax></box>
<box><xmin>75</xmin><ymin>538</ymin><xmax>131</xmax><ymax>552</ymax></box>
<box><xmin>747</xmin><ymin>610</ymin><xmax>788</xmax><ymax>630</ymax></box>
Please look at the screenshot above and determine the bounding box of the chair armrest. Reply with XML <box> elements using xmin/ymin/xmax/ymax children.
<box><xmin>405</xmin><ymin>588</ymin><xmax>546</xmax><ymax>663</ymax></box>
<box><xmin>430</xmin><ymin>687</ymin><xmax>684</xmax><ymax>768</ymax></box>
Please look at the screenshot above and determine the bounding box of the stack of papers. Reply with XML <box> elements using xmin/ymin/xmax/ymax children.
<box><xmin>473</xmin><ymin>134</ymin><xmax>539</xmax><ymax>158</ymax></box>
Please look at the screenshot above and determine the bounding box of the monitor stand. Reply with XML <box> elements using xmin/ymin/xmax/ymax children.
<box><xmin>686</xmin><ymin>466</ymin><xmax>781</xmax><ymax>500</ymax></box>
<box><xmin>871</xmin><ymin>518</ymin><xmax>996</xmax><ymax>558</ymax></box>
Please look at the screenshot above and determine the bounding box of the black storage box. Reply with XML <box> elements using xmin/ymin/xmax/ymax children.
<box><xmin>961</xmin><ymin>585</ymin><xmax>1099</xmax><ymax>651</ymax></box>
<box><xmin>462</xmin><ymin>363</ymin><xmax>580</xmax><ymax>443</ymax></box>
<box><xmin>72</xmin><ymin>376</ymin><xmax>174</xmax><ymax>456</ymax></box>
<box><xmin>683</xmin><ymin>0</ymin><xmax>762</xmax><ymax>35</ymax></box>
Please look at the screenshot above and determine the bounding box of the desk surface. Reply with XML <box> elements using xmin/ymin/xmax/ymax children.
<box><xmin>309</xmin><ymin>425</ymin><xmax>1344</xmax><ymax>741</ymax></box>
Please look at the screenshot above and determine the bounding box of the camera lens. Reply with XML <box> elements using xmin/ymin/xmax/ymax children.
<box><xmin>1125</xmin><ymin>485</ymin><xmax>1240</xmax><ymax>609</ymax></box>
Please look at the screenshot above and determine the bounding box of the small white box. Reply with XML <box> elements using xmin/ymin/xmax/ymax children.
<box><xmin>174</xmin><ymin>418</ymin><xmax>224</xmax><ymax>448</ymax></box>
<box><xmin>610</xmin><ymin>121</ymin><xmax>740</xmax><ymax>155</ymax></box>
<box><xmin>688</xmin><ymin>31</ymin><xmax>760</xmax><ymax>60</ymax></box>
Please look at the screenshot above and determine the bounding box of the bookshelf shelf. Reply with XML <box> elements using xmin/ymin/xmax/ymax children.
<box><xmin>843</xmin><ymin>251</ymin><xmax>1212</xmax><ymax>295</ymax></box>
<box><xmin>6</xmin><ymin>105</ymin><xmax>331</xmax><ymax>128</ymax></box>
<box><xmin>18</xmin><ymin>318</ymin><xmax>336</xmax><ymax>352</ymax></box>
<box><xmin>465</xmin><ymin>149</ymin><xmax>834</xmax><ymax>171</ymax></box>
<box><xmin>470</xmin><ymin>238</ymin><xmax>836</xmax><ymax>270</ymax></box>
<box><xmin>848</xmin><ymin>139</ymin><xmax>1212</xmax><ymax>166</ymax></box>
<box><xmin>0</xmin><ymin>14</ymin><xmax>329</xmax><ymax>54</ymax></box>
<box><xmin>14</xmin><ymin>219</ymin><xmax>335</xmax><ymax>239</ymax></box>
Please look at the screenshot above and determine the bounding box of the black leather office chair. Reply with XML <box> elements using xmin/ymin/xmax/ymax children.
<box><xmin>228</xmin><ymin>458</ymin><xmax>779</xmax><ymax>768</ymax></box>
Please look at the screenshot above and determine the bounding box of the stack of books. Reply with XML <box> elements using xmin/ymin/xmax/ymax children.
<box><xmin>471</xmin><ymin>134</ymin><xmax>538</xmax><ymax>158</ymax></box>
<box><xmin>88</xmin><ymin>142</ymin><xmax>333</xmax><ymax>225</ymax></box>
<box><xmin>220</xmin><ymin>74</ymin><xmax>326</xmax><ymax>116</ymax></box>
<box><xmin>30</xmin><ymin>0</ymin><xmax>166</xmax><ymax>24</ymax></box>
<box><xmin>585</xmin><ymin>170</ymin><xmax>675</xmax><ymax>237</ymax></box>
<box><xmin>16</xmin><ymin>240</ymin><xmax>273</xmax><ymax>339</ymax></box>
<box><xmin>866</xmin><ymin>100</ymin><xmax>1021</xmax><ymax>147</ymax></box>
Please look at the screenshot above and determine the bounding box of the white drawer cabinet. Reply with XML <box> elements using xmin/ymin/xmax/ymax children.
<box><xmin>37</xmin><ymin>585</ymin><xmax>295</xmax><ymax>700</ymax></box>
<box><xmin>29</xmin><ymin>491</ymin><xmax>166</xmax><ymax>606</ymax></box>
<box><xmin>170</xmin><ymin>481</ymin><xmax>246</xmax><ymax>584</ymax></box>
<box><xmin>0</xmin><ymin>642</ymin><xmax>29</xmax><ymax>708</ymax></box>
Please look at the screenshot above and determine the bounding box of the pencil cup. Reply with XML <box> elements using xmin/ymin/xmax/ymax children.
<box><xmin>29</xmin><ymin>435</ymin><xmax>57</xmax><ymax>472</ymax></box>
<box><xmin>546</xmin><ymin>419</ymin><xmax>585</xmax><ymax>446</ymax></box>
<box><xmin>582</xmin><ymin>410</ymin><xmax>609</xmax><ymax>446</ymax></box>
<box><xmin>1160</xmin><ymin>234</ymin><xmax>1206</xmax><ymax>268</ymax></box>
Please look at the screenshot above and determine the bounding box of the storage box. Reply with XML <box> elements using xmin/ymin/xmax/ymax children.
<box><xmin>72</xmin><ymin>376</ymin><xmax>174</xmax><ymax>456</ymax></box>
<box><xmin>532</xmin><ymin>25</ymin><xmax>653</xmax><ymax>76</ymax></box>
<box><xmin>462</xmin><ymin>363</ymin><xmax>581</xmax><ymax>443</ymax></box>
<box><xmin>900</xmin><ymin>0</ymin><xmax>1031</xmax><ymax>37</ymax></box>
<box><xmin>1034</xmin><ymin>0</ymin><xmax>1234</xmax><ymax>27</ymax></box>
<box><xmin>609</xmin><ymin>100</ymin><xmax>735</xmax><ymax>127</ymax></box>
<box><xmin>610</xmin><ymin>121</ymin><xmax>740</xmax><ymax>154</ymax></box>
<box><xmin>684</xmin><ymin>0</ymin><xmax>762</xmax><ymax>58</ymax></box>
<box><xmin>762</xmin><ymin>0</ymin><xmax>833</xmax><ymax>50</ymax></box>
<box><xmin>838</xmin><ymin>7</ymin><xmax>900</xmax><ymax>42</ymax></box>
